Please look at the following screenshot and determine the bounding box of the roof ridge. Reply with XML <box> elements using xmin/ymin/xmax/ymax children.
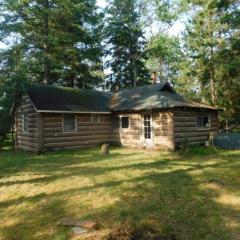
<box><xmin>117</xmin><ymin>82</ymin><xmax>169</xmax><ymax>93</ymax></box>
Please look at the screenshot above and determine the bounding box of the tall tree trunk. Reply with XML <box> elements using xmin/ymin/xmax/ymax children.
<box><xmin>133</xmin><ymin>60</ymin><xmax>137</xmax><ymax>87</ymax></box>
<box><xmin>43</xmin><ymin>0</ymin><xmax>49</xmax><ymax>85</ymax></box>
<box><xmin>210</xmin><ymin>66</ymin><xmax>216</xmax><ymax>105</ymax></box>
<box><xmin>158</xmin><ymin>58</ymin><xmax>164</xmax><ymax>82</ymax></box>
<box><xmin>209</xmin><ymin>14</ymin><xmax>216</xmax><ymax>106</ymax></box>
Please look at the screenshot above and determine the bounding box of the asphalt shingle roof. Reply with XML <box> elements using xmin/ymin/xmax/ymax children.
<box><xmin>26</xmin><ymin>84</ymin><xmax>113</xmax><ymax>113</ymax></box>
<box><xmin>110</xmin><ymin>83</ymin><xmax>217</xmax><ymax>111</ymax></box>
<box><xmin>25</xmin><ymin>83</ymin><xmax>217</xmax><ymax>113</ymax></box>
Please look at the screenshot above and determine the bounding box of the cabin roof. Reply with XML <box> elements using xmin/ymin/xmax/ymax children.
<box><xmin>25</xmin><ymin>83</ymin><xmax>217</xmax><ymax>113</ymax></box>
<box><xmin>111</xmin><ymin>83</ymin><xmax>217</xmax><ymax>111</ymax></box>
<box><xmin>26</xmin><ymin>84</ymin><xmax>113</xmax><ymax>113</ymax></box>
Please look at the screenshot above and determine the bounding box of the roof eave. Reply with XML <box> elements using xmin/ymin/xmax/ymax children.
<box><xmin>36</xmin><ymin>110</ymin><xmax>112</xmax><ymax>114</ymax></box>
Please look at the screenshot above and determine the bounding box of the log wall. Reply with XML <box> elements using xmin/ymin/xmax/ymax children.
<box><xmin>153</xmin><ymin>111</ymin><xmax>175</xmax><ymax>150</ymax></box>
<box><xmin>116</xmin><ymin>111</ymin><xmax>175</xmax><ymax>150</ymax></box>
<box><xmin>173</xmin><ymin>109</ymin><xmax>218</xmax><ymax>147</ymax></box>
<box><xmin>16</xmin><ymin>95</ymin><xmax>219</xmax><ymax>152</ymax></box>
<box><xmin>117</xmin><ymin>113</ymin><xmax>142</xmax><ymax>148</ymax></box>
<box><xmin>42</xmin><ymin>113</ymin><xmax>119</xmax><ymax>150</ymax></box>
<box><xmin>16</xmin><ymin>95</ymin><xmax>40</xmax><ymax>152</ymax></box>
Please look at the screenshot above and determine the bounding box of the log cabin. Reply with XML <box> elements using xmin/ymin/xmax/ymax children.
<box><xmin>16</xmin><ymin>83</ymin><xmax>219</xmax><ymax>152</ymax></box>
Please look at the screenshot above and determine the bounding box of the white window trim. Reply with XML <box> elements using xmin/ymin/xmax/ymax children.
<box><xmin>62</xmin><ymin>114</ymin><xmax>77</xmax><ymax>132</ymax></box>
<box><xmin>22</xmin><ymin>114</ymin><xmax>28</xmax><ymax>132</ymax></box>
<box><xmin>120</xmin><ymin>115</ymin><xmax>130</xmax><ymax>129</ymax></box>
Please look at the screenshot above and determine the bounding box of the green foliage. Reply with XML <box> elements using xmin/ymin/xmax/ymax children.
<box><xmin>0</xmin><ymin>45</ymin><xmax>28</xmax><ymax>136</ymax></box>
<box><xmin>182</xmin><ymin>0</ymin><xmax>240</xmax><ymax>127</ymax></box>
<box><xmin>0</xmin><ymin>0</ymin><xmax>104</xmax><ymax>136</ymax></box>
<box><xmin>147</xmin><ymin>33</ymin><xmax>183</xmax><ymax>84</ymax></box>
<box><xmin>104</xmin><ymin>0</ymin><xmax>150</xmax><ymax>90</ymax></box>
<box><xmin>0</xmin><ymin>0</ymin><xmax>103</xmax><ymax>88</ymax></box>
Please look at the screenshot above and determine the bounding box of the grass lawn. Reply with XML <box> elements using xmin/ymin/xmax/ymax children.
<box><xmin>0</xmin><ymin>142</ymin><xmax>239</xmax><ymax>240</ymax></box>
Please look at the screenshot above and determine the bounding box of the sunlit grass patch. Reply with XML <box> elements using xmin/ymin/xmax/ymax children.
<box><xmin>0</xmin><ymin>146</ymin><xmax>239</xmax><ymax>240</ymax></box>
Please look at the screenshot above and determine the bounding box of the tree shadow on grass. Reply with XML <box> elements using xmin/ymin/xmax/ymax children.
<box><xmin>0</xmin><ymin>148</ymin><xmax>239</xmax><ymax>240</ymax></box>
<box><xmin>84</xmin><ymin>169</ymin><xmax>240</xmax><ymax>240</ymax></box>
<box><xmin>1</xmin><ymin>169</ymin><xmax>239</xmax><ymax>239</ymax></box>
<box><xmin>0</xmin><ymin>195</ymin><xmax>70</xmax><ymax>240</ymax></box>
<box><xmin>0</xmin><ymin>147</ymin><xmax>136</xmax><ymax>178</ymax></box>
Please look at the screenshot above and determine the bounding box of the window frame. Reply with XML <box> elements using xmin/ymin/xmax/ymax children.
<box><xmin>91</xmin><ymin>114</ymin><xmax>100</xmax><ymax>123</ymax></box>
<box><xmin>143</xmin><ymin>114</ymin><xmax>151</xmax><ymax>139</ymax></box>
<box><xmin>62</xmin><ymin>114</ymin><xmax>77</xmax><ymax>132</ymax></box>
<box><xmin>120</xmin><ymin>116</ymin><xmax>129</xmax><ymax>129</ymax></box>
<box><xmin>196</xmin><ymin>115</ymin><xmax>211</xmax><ymax>129</ymax></box>
<box><xmin>22</xmin><ymin>114</ymin><xmax>28</xmax><ymax>132</ymax></box>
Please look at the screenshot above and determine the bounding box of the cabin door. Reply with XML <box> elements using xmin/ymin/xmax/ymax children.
<box><xmin>142</xmin><ymin>114</ymin><xmax>153</xmax><ymax>148</ymax></box>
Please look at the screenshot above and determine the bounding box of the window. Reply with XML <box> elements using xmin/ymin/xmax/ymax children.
<box><xmin>22</xmin><ymin>114</ymin><xmax>28</xmax><ymax>132</ymax></box>
<box><xmin>120</xmin><ymin>116</ymin><xmax>129</xmax><ymax>128</ymax></box>
<box><xmin>197</xmin><ymin>116</ymin><xmax>210</xmax><ymax>128</ymax></box>
<box><xmin>91</xmin><ymin>114</ymin><xmax>100</xmax><ymax>123</ymax></box>
<box><xmin>63</xmin><ymin>114</ymin><xmax>76</xmax><ymax>132</ymax></box>
<box><xmin>144</xmin><ymin>115</ymin><xmax>151</xmax><ymax>139</ymax></box>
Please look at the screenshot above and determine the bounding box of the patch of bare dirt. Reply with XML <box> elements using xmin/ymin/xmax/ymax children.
<box><xmin>107</xmin><ymin>224</ymin><xmax>176</xmax><ymax>240</ymax></box>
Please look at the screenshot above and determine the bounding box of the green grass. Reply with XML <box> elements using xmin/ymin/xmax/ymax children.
<box><xmin>0</xmin><ymin>143</ymin><xmax>239</xmax><ymax>240</ymax></box>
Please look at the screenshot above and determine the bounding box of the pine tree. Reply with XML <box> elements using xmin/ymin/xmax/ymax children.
<box><xmin>104</xmin><ymin>0</ymin><xmax>150</xmax><ymax>90</ymax></box>
<box><xmin>0</xmin><ymin>0</ymin><xmax>103</xmax><ymax>88</ymax></box>
<box><xmin>147</xmin><ymin>33</ymin><xmax>183</xmax><ymax>84</ymax></box>
<box><xmin>183</xmin><ymin>0</ymin><xmax>240</xmax><ymax>128</ymax></box>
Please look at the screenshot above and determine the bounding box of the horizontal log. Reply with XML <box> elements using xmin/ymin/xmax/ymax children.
<box><xmin>17</xmin><ymin>118</ymin><xmax>38</xmax><ymax>124</ymax></box>
<box><xmin>44</xmin><ymin>134</ymin><xmax>114</xmax><ymax>143</ymax></box>
<box><xmin>154</xmin><ymin>126</ymin><xmax>169</xmax><ymax>131</ymax></box>
<box><xmin>174</xmin><ymin>131</ymin><xmax>211</xmax><ymax>138</ymax></box>
<box><xmin>18</xmin><ymin>140</ymin><xmax>38</xmax><ymax>148</ymax></box>
<box><xmin>174</xmin><ymin>126</ymin><xmax>217</xmax><ymax>133</ymax></box>
<box><xmin>174</xmin><ymin>116</ymin><xmax>198</xmax><ymax>122</ymax></box>
<box><xmin>130</xmin><ymin>126</ymin><xmax>142</xmax><ymax>131</ymax></box>
<box><xmin>43</xmin><ymin>116</ymin><xmax>62</xmax><ymax>122</ymax></box>
<box><xmin>44</xmin><ymin>144</ymin><xmax>97</xmax><ymax>151</ymax></box>
<box><xmin>129</xmin><ymin>120</ymin><xmax>141</xmax><ymax>125</ymax></box>
<box><xmin>174</xmin><ymin>110</ymin><xmax>215</xmax><ymax>115</ymax></box>
<box><xmin>43</xmin><ymin>114</ymin><xmax>112</xmax><ymax>122</ymax></box>
<box><xmin>20</xmin><ymin>102</ymin><xmax>34</xmax><ymax>109</ymax></box>
<box><xmin>18</xmin><ymin>123</ymin><xmax>37</xmax><ymax>129</ymax></box>
<box><xmin>119</xmin><ymin>128</ymin><xmax>140</xmax><ymax>133</ymax></box>
<box><xmin>43</xmin><ymin>125</ymin><xmax>114</xmax><ymax>133</ymax></box>
<box><xmin>18</xmin><ymin>136</ymin><xmax>37</xmax><ymax>142</ymax></box>
<box><xmin>174</xmin><ymin>122</ymin><xmax>197</xmax><ymax>127</ymax></box>
<box><xmin>18</xmin><ymin>132</ymin><xmax>38</xmax><ymax>138</ymax></box>
<box><xmin>120</xmin><ymin>139</ymin><xmax>141</xmax><ymax>145</ymax></box>
<box><xmin>77</xmin><ymin>116</ymin><xmax>112</xmax><ymax>122</ymax></box>
<box><xmin>121</xmin><ymin>143</ymin><xmax>142</xmax><ymax>149</ymax></box>
<box><xmin>175</xmin><ymin>136</ymin><xmax>208</xmax><ymax>143</ymax></box>
<box><xmin>18</xmin><ymin>145</ymin><xmax>35</xmax><ymax>151</ymax></box>
<box><xmin>19</xmin><ymin>108</ymin><xmax>36</xmax><ymax>114</ymax></box>
<box><xmin>154</xmin><ymin>121</ymin><xmax>171</xmax><ymax>126</ymax></box>
<box><xmin>44</xmin><ymin>139</ymin><xmax>113</xmax><ymax>148</ymax></box>
<box><xmin>43</xmin><ymin>129</ymin><xmax>113</xmax><ymax>137</ymax></box>
<box><xmin>120</xmin><ymin>135</ymin><xmax>140</xmax><ymax>140</ymax></box>
<box><xmin>43</xmin><ymin>121</ymin><xmax>112</xmax><ymax>129</ymax></box>
<box><xmin>17</xmin><ymin>113</ymin><xmax>38</xmax><ymax>119</ymax></box>
<box><xmin>155</xmin><ymin>132</ymin><xmax>170</xmax><ymax>137</ymax></box>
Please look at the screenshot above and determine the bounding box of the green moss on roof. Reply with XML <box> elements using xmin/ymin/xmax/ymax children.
<box><xmin>25</xmin><ymin>83</ymin><xmax>217</xmax><ymax>113</ymax></box>
<box><xmin>110</xmin><ymin>83</ymin><xmax>217</xmax><ymax>111</ymax></box>
<box><xmin>26</xmin><ymin>84</ymin><xmax>113</xmax><ymax>112</ymax></box>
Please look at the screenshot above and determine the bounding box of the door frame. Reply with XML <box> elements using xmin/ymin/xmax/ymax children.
<box><xmin>141</xmin><ymin>113</ymin><xmax>154</xmax><ymax>148</ymax></box>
